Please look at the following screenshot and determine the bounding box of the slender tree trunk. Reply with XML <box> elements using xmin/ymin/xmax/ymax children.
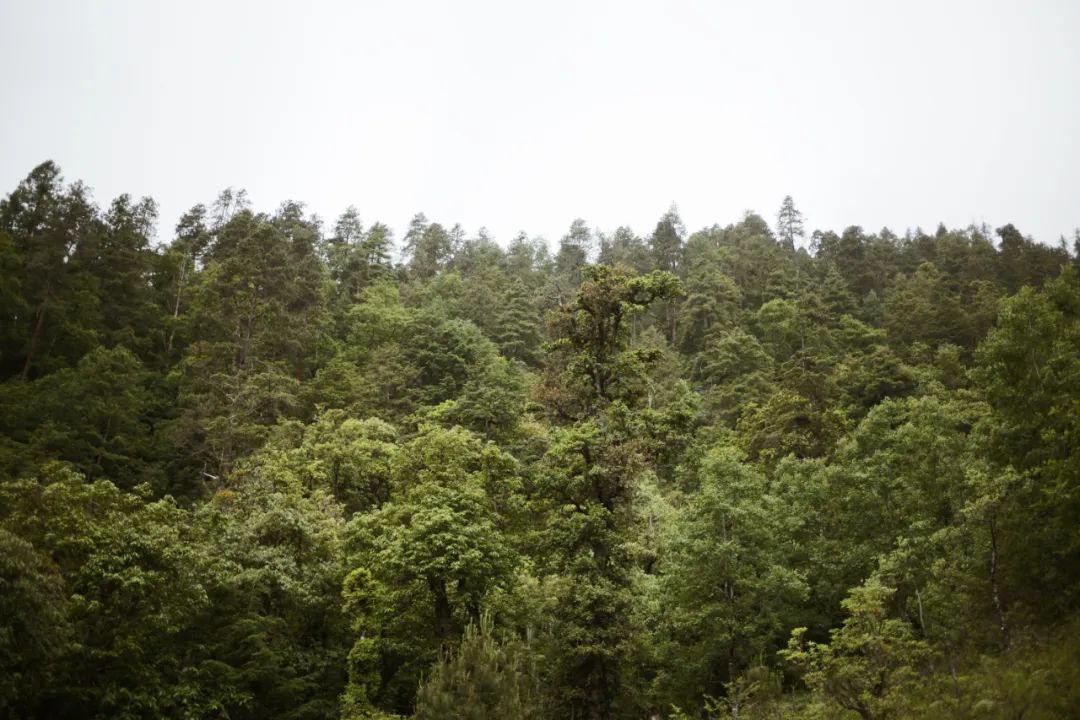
<box><xmin>988</xmin><ymin>516</ymin><xmax>1010</xmax><ymax>650</ymax></box>
<box><xmin>21</xmin><ymin>299</ymin><xmax>49</xmax><ymax>380</ymax></box>
<box><xmin>429</xmin><ymin>576</ymin><xmax>454</xmax><ymax>641</ymax></box>
<box><xmin>164</xmin><ymin>253</ymin><xmax>189</xmax><ymax>364</ymax></box>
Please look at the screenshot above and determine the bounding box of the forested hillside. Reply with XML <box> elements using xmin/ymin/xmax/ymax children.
<box><xmin>2</xmin><ymin>161</ymin><xmax>1079</xmax><ymax>720</ymax></box>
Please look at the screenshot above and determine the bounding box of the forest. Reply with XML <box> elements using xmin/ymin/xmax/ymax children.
<box><xmin>1</xmin><ymin>160</ymin><xmax>1079</xmax><ymax>720</ymax></box>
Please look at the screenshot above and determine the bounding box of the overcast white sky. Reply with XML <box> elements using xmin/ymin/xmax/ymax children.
<box><xmin>2</xmin><ymin>0</ymin><xmax>1078</xmax><ymax>248</ymax></box>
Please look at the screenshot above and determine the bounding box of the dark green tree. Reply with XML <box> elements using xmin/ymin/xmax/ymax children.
<box><xmin>776</xmin><ymin>195</ymin><xmax>805</xmax><ymax>251</ymax></box>
<box><xmin>534</xmin><ymin>264</ymin><xmax>682</xmax><ymax>719</ymax></box>
<box><xmin>0</xmin><ymin>161</ymin><xmax>103</xmax><ymax>379</ymax></box>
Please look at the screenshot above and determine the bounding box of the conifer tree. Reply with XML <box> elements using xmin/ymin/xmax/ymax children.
<box><xmin>776</xmin><ymin>195</ymin><xmax>805</xmax><ymax>251</ymax></box>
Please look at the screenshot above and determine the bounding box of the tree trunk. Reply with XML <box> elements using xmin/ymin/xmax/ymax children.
<box><xmin>21</xmin><ymin>300</ymin><xmax>48</xmax><ymax>380</ymax></box>
<box><xmin>429</xmin><ymin>575</ymin><xmax>454</xmax><ymax>641</ymax></box>
<box><xmin>988</xmin><ymin>516</ymin><xmax>1010</xmax><ymax>650</ymax></box>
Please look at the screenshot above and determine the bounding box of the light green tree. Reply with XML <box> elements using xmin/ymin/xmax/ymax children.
<box><xmin>782</xmin><ymin>583</ymin><xmax>930</xmax><ymax>720</ymax></box>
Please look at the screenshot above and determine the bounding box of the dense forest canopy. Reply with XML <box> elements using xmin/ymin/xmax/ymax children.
<box><xmin>2</xmin><ymin>161</ymin><xmax>1079</xmax><ymax>719</ymax></box>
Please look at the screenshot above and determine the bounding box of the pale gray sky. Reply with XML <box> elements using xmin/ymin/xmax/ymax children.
<box><xmin>2</xmin><ymin>0</ymin><xmax>1078</xmax><ymax>247</ymax></box>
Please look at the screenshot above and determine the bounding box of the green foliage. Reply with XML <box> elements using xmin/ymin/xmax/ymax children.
<box><xmin>342</xmin><ymin>426</ymin><xmax>521</xmax><ymax>715</ymax></box>
<box><xmin>656</xmin><ymin>447</ymin><xmax>806</xmax><ymax>708</ymax></box>
<box><xmin>191</xmin><ymin>476</ymin><xmax>350</xmax><ymax>720</ymax></box>
<box><xmin>0</xmin><ymin>162</ymin><xmax>105</xmax><ymax>378</ymax></box>
<box><xmin>414</xmin><ymin>613</ymin><xmax>540</xmax><ymax>720</ymax></box>
<box><xmin>248</xmin><ymin>410</ymin><xmax>399</xmax><ymax>513</ymax></box>
<box><xmin>972</xmin><ymin>267</ymin><xmax>1080</xmax><ymax>616</ymax></box>
<box><xmin>782</xmin><ymin>583</ymin><xmax>931</xmax><ymax>720</ymax></box>
<box><xmin>0</xmin><ymin>526</ymin><xmax>71</xmax><ymax>715</ymax></box>
<box><xmin>1</xmin><ymin>162</ymin><xmax>1077</xmax><ymax>720</ymax></box>
<box><xmin>404</xmin><ymin>214</ymin><xmax>453</xmax><ymax>280</ymax></box>
<box><xmin>539</xmin><ymin>264</ymin><xmax>682</xmax><ymax>416</ymax></box>
<box><xmin>0</xmin><ymin>463</ymin><xmax>349</xmax><ymax>719</ymax></box>
<box><xmin>0</xmin><ymin>346</ymin><xmax>161</xmax><ymax>486</ymax></box>
<box><xmin>884</xmin><ymin>262</ymin><xmax>964</xmax><ymax>352</ymax></box>
<box><xmin>0</xmin><ymin>467</ymin><xmax>213</xmax><ymax>718</ymax></box>
<box><xmin>905</xmin><ymin>623</ymin><xmax>1080</xmax><ymax>720</ymax></box>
